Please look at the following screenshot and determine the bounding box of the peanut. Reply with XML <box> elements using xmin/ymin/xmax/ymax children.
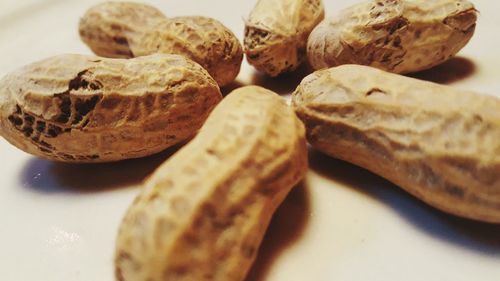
<box><xmin>79</xmin><ymin>2</ymin><xmax>243</xmax><ymax>87</ymax></box>
<box><xmin>77</xmin><ymin>2</ymin><xmax>165</xmax><ymax>59</ymax></box>
<box><xmin>244</xmin><ymin>0</ymin><xmax>325</xmax><ymax>76</ymax></box>
<box><xmin>292</xmin><ymin>64</ymin><xmax>500</xmax><ymax>223</ymax></box>
<box><xmin>0</xmin><ymin>54</ymin><xmax>222</xmax><ymax>163</ymax></box>
<box><xmin>115</xmin><ymin>86</ymin><xmax>308</xmax><ymax>281</ymax></box>
<box><xmin>307</xmin><ymin>0</ymin><xmax>477</xmax><ymax>73</ymax></box>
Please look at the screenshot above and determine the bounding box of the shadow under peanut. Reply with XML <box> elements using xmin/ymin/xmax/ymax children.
<box><xmin>309</xmin><ymin>149</ymin><xmax>500</xmax><ymax>257</ymax></box>
<box><xmin>221</xmin><ymin>80</ymin><xmax>247</xmax><ymax>97</ymax></box>
<box><xmin>19</xmin><ymin>144</ymin><xmax>182</xmax><ymax>194</ymax></box>
<box><xmin>408</xmin><ymin>56</ymin><xmax>477</xmax><ymax>84</ymax></box>
<box><xmin>245</xmin><ymin>181</ymin><xmax>311</xmax><ymax>281</ymax></box>
<box><xmin>250</xmin><ymin>63</ymin><xmax>314</xmax><ymax>96</ymax></box>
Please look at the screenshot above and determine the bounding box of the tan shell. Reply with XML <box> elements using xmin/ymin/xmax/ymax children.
<box><xmin>0</xmin><ymin>54</ymin><xmax>222</xmax><ymax>163</ymax></box>
<box><xmin>115</xmin><ymin>86</ymin><xmax>308</xmax><ymax>281</ymax></box>
<box><xmin>292</xmin><ymin>65</ymin><xmax>500</xmax><ymax>223</ymax></box>
<box><xmin>78</xmin><ymin>2</ymin><xmax>165</xmax><ymax>58</ymax></box>
<box><xmin>307</xmin><ymin>0</ymin><xmax>477</xmax><ymax>73</ymax></box>
<box><xmin>244</xmin><ymin>0</ymin><xmax>324</xmax><ymax>76</ymax></box>
<box><xmin>136</xmin><ymin>16</ymin><xmax>244</xmax><ymax>88</ymax></box>
<box><xmin>79</xmin><ymin>2</ymin><xmax>243</xmax><ymax>87</ymax></box>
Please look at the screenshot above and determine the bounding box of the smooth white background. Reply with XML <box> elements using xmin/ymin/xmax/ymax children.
<box><xmin>0</xmin><ymin>1</ymin><xmax>499</xmax><ymax>280</ymax></box>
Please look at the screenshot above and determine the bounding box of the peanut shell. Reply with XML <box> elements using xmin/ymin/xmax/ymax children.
<box><xmin>244</xmin><ymin>0</ymin><xmax>324</xmax><ymax>76</ymax></box>
<box><xmin>115</xmin><ymin>86</ymin><xmax>308</xmax><ymax>281</ymax></box>
<box><xmin>136</xmin><ymin>16</ymin><xmax>244</xmax><ymax>88</ymax></box>
<box><xmin>307</xmin><ymin>0</ymin><xmax>477</xmax><ymax>73</ymax></box>
<box><xmin>78</xmin><ymin>2</ymin><xmax>165</xmax><ymax>58</ymax></box>
<box><xmin>293</xmin><ymin>64</ymin><xmax>500</xmax><ymax>223</ymax></box>
<box><xmin>79</xmin><ymin>2</ymin><xmax>243</xmax><ymax>87</ymax></box>
<box><xmin>0</xmin><ymin>54</ymin><xmax>222</xmax><ymax>163</ymax></box>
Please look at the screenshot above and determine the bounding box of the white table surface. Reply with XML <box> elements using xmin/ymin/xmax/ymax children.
<box><xmin>0</xmin><ymin>1</ymin><xmax>499</xmax><ymax>280</ymax></box>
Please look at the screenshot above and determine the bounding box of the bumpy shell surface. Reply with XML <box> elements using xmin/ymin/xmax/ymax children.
<box><xmin>307</xmin><ymin>0</ymin><xmax>477</xmax><ymax>73</ymax></box>
<box><xmin>79</xmin><ymin>2</ymin><xmax>243</xmax><ymax>87</ymax></box>
<box><xmin>79</xmin><ymin>2</ymin><xmax>166</xmax><ymax>58</ymax></box>
<box><xmin>293</xmin><ymin>65</ymin><xmax>500</xmax><ymax>223</ymax></box>
<box><xmin>137</xmin><ymin>16</ymin><xmax>244</xmax><ymax>87</ymax></box>
<box><xmin>0</xmin><ymin>54</ymin><xmax>222</xmax><ymax>163</ymax></box>
<box><xmin>244</xmin><ymin>0</ymin><xmax>324</xmax><ymax>76</ymax></box>
<box><xmin>115</xmin><ymin>86</ymin><xmax>308</xmax><ymax>281</ymax></box>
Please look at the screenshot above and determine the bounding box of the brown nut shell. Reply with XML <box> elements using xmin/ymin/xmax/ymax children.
<box><xmin>115</xmin><ymin>86</ymin><xmax>308</xmax><ymax>281</ymax></box>
<box><xmin>136</xmin><ymin>16</ymin><xmax>244</xmax><ymax>88</ymax></box>
<box><xmin>307</xmin><ymin>0</ymin><xmax>477</xmax><ymax>73</ymax></box>
<box><xmin>79</xmin><ymin>2</ymin><xmax>243</xmax><ymax>87</ymax></box>
<box><xmin>0</xmin><ymin>54</ymin><xmax>222</xmax><ymax>163</ymax></box>
<box><xmin>244</xmin><ymin>0</ymin><xmax>324</xmax><ymax>76</ymax></box>
<box><xmin>293</xmin><ymin>65</ymin><xmax>500</xmax><ymax>223</ymax></box>
<box><xmin>79</xmin><ymin>2</ymin><xmax>166</xmax><ymax>58</ymax></box>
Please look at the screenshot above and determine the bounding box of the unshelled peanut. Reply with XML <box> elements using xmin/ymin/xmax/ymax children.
<box><xmin>78</xmin><ymin>2</ymin><xmax>164</xmax><ymax>59</ymax></box>
<box><xmin>307</xmin><ymin>0</ymin><xmax>477</xmax><ymax>73</ymax></box>
<box><xmin>79</xmin><ymin>2</ymin><xmax>243</xmax><ymax>87</ymax></box>
<box><xmin>0</xmin><ymin>54</ymin><xmax>222</xmax><ymax>163</ymax></box>
<box><xmin>115</xmin><ymin>86</ymin><xmax>308</xmax><ymax>281</ymax></box>
<box><xmin>293</xmin><ymin>65</ymin><xmax>500</xmax><ymax>223</ymax></box>
<box><xmin>244</xmin><ymin>0</ymin><xmax>324</xmax><ymax>76</ymax></box>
